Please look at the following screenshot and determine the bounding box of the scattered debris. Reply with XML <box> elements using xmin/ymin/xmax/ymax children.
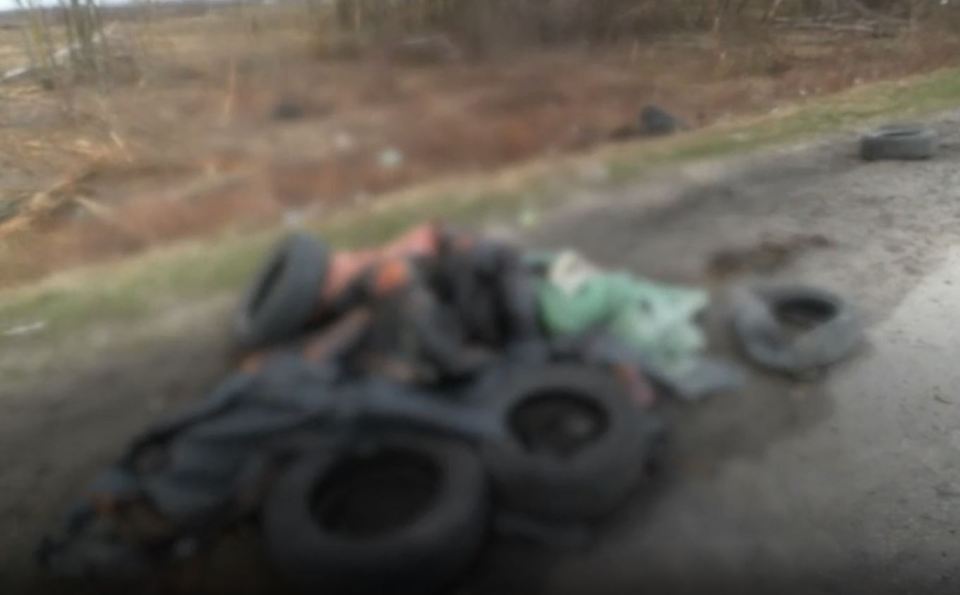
<box><xmin>611</xmin><ymin>105</ymin><xmax>687</xmax><ymax>141</ymax></box>
<box><xmin>731</xmin><ymin>284</ymin><xmax>864</xmax><ymax>377</ymax></box>
<box><xmin>378</xmin><ymin>147</ymin><xmax>405</xmax><ymax>170</ymax></box>
<box><xmin>40</xmin><ymin>224</ymin><xmax>667</xmax><ymax>590</ymax></box>
<box><xmin>639</xmin><ymin>105</ymin><xmax>686</xmax><ymax>136</ymax></box>
<box><xmin>41</xmin><ymin>223</ymin><xmax>863</xmax><ymax>591</ymax></box>
<box><xmin>860</xmin><ymin>125</ymin><xmax>937</xmax><ymax>161</ymax></box>
<box><xmin>536</xmin><ymin>251</ymin><xmax>739</xmax><ymax>399</ymax></box>
<box><xmin>539</xmin><ymin>251</ymin><xmax>709</xmax><ymax>376</ymax></box>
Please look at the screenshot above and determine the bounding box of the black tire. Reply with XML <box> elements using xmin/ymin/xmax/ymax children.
<box><xmin>860</xmin><ymin>126</ymin><xmax>936</xmax><ymax>161</ymax></box>
<box><xmin>482</xmin><ymin>364</ymin><xmax>663</xmax><ymax>522</ymax></box>
<box><xmin>261</xmin><ymin>435</ymin><xmax>488</xmax><ymax>595</ymax></box>
<box><xmin>733</xmin><ymin>284</ymin><xmax>863</xmax><ymax>376</ymax></box>
<box><xmin>234</xmin><ymin>234</ymin><xmax>329</xmax><ymax>351</ymax></box>
<box><xmin>639</xmin><ymin>104</ymin><xmax>685</xmax><ymax>136</ymax></box>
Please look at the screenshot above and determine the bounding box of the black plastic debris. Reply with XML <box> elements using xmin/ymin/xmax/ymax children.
<box><xmin>639</xmin><ymin>105</ymin><xmax>686</xmax><ymax>136</ymax></box>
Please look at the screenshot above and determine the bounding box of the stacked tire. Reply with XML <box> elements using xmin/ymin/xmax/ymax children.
<box><xmin>238</xmin><ymin>235</ymin><xmax>665</xmax><ymax>595</ymax></box>
<box><xmin>235</xmin><ymin>234</ymin><xmax>330</xmax><ymax>351</ymax></box>
<box><xmin>262</xmin><ymin>437</ymin><xmax>489</xmax><ymax>595</ymax></box>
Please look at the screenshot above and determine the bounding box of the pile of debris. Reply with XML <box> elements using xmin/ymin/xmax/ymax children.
<box><xmin>38</xmin><ymin>222</ymin><xmax>864</xmax><ymax>593</ymax></box>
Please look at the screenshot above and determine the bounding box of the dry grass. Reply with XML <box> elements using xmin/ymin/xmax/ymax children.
<box><xmin>0</xmin><ymin>4</ymin><xmax>959</xmax><ymax>287</ymax></box>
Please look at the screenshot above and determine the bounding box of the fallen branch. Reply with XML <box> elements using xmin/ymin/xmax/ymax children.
<box><xmin>0</xmin><ymin>168</ymin><xmax>94</xmax><ymax>237</ymax></box>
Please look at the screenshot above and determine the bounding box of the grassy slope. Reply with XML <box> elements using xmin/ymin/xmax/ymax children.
<box><xmin>3</xmin><ymin>65</ymin><xmax>960</xmax><ymax>342</ymax></box>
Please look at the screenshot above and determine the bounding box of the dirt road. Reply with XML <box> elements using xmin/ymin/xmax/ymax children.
<box><xmin>5</xmin><ymin>114</ymin><xmax>960</xmax><ymax>594</ymax></box>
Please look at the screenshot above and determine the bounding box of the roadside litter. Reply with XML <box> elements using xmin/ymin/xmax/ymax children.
<box><xmin>731</xmin><ymin>284</ymin><xmax>864</xmax><ymax>377</ymax></box>
<box><xmin>639</xmin><ymin>105</ymin><xmax>687</xmax><ymax>136</ymax></box>
<box><xmin>860</xmin><ymin>125</ymin><xmax>936</xmax><ymax>161</ymax></box>
<box><xmin>535</xmin><ymin>250</ymin><xmax>742</xmax><ymax>401</ymax></box>
<box><xmin>610</xmin><ymin>104</ymin><xmax>686</xmax><ymax>141</ymax></box>
<box><xmin>39</xmin><ymin>222</ymin><xmax>863</xmax><ymax>593</ymax></box>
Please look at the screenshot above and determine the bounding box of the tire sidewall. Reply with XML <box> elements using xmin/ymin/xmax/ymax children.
<box><xmin>262</xmin><ymin>435</ymin><xmax>488</xmax><ymax>595</ymax></box>
<box><xmin>235</xmin><ymin>234</ymin><xmax>328</xmax><ymax>350</ymax></box>
<box><xmin>482</xmin><ymin>364</ymin><xmax>655</xmax><ymax>521</ymax></box>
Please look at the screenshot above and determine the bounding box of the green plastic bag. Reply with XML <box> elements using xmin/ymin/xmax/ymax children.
<box><xmin>538</xmin><ymin>251</ymin><xmax>709</xmax><ymax>375</ymax></box>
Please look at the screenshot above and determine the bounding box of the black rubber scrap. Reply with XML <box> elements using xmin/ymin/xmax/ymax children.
<box><xmin>860</xmin><ymin>125</ymin><xmax>936</xmax><ymax>161</ymax></box>
<box><xmin>234</xmin><ymin>233</ymin><xmax>330</xmax><ymax>351</ymax></box>
<box><xmin>261</xmin><ymin>435</ymin><xmax>488</xmax><ymax>595</ymax></box>
<box><xmin>732</xmin><ymin>284</ymin><xmax>864</xmax><ymax>376</ymax></box>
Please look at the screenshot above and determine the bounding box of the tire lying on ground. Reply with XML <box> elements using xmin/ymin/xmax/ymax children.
<box><xmin>234</xmin><ymin>233</ymin><xmax>329</xmax><ymax>351</ymax></box>
<box><xmin>732</xmin><ymin>284</ymin><xmax>863</xmax><ymax>376</ymax></box>
<box><xmin>261</xmin><ymin>435</ymin><xmax>488</xmax><ymax>595</ymax></box>
<box><xmin>482</xmin><ymin>364</ymin><xmax>663</xmax><ymax>522</ymax></box>
<box><xmin>860</xmin><ymin>126</ymin><xmax>936</xmax><ymax>161</ymax></box>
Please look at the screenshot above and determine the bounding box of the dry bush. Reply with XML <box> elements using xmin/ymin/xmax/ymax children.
<box><xmin>330</xmin><ymin>0</ymin><xmax>702</xmax><ymax>51</ymax></box>
<box><xmin>325</xmin><ymin>0</ymin><xmax>960</xmax><ymax>50</ymax></box>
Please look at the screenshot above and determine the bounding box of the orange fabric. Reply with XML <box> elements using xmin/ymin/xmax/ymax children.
<box><xmin>323</xmin><ymin>250</ymin><xmax>379</xmax><ymax>301</ymax></box>
<box><xmin>321</xmin><ymin>223</ymin><xmax>444</xmax><ymax>303</ymax></box>
<box><xmin>372</xmin><ymin>258</ymin><xmax>413</xmax><ymax>294</ymax></box>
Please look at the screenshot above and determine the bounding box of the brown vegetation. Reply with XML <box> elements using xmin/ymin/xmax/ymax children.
<box><xmin>0</xmin><ymin>0</ymin><xmax>959</xmax><ymax>288</ymax></box>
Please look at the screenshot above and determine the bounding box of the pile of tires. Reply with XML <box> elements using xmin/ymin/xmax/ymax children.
<box><xmin>257</xmin><ymin>364</ymin><xmax>663</xmax><ymax>595</ymax></box>
<box><xmin>37</xmin><ymin>230</ymin><xmax>665</xmax><ymax>592</ymax></box>
<box><xmin>234</xmin><ymin>232</ymin><xmax>664</xmax><ymax>595</ymax></box>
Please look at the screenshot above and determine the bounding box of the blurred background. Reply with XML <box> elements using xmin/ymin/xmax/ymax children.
<box><xmin>6</xmin><ymin>3</ymin><xmax>960</xmax><ymax>594</ymax></box>
<box><xmin>1</xmin><ymin>0</ymin><xmax>959</xmax><ymax>288</ymax></box>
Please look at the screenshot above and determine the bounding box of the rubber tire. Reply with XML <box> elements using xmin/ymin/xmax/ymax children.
<box><xmin>733</xmin><ymin>284</ymin><xmax>863</xmax><ymax>376</ymax></box>
<box><xmin>261</xmin><ymin>436</ymin><xmax>488</xmax><ymax>595</ymax></box>
<box><xmin>860</xmin><ymin>126</ymin><xmax>936</xmax><ymax>161</ymax></box>
<box><xmin>482</xmin><ymin>364</ymin><xmax>662</xmax><ymax>522</ymax></box>
<box><xmin>234</xmin><ymin>233</ymin><xmax>329</xmax><ymax>351</ymax></box>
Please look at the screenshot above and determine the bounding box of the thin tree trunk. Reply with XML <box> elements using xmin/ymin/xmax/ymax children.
<box><xmin>763</xmin><ymin>0</ymin><xmax>785</xmax><ymax>22</ymax></box>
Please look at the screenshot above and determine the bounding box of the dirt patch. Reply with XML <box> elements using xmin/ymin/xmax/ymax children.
<box><xmin>0</xmin><ymin>330</ymin><xmax>232</xmax><ymax>594</ymax></box>
<box><xmin>706</xmin><ymin>233</ymin><xmax>835</xmax><ymax>279</ymax></box>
